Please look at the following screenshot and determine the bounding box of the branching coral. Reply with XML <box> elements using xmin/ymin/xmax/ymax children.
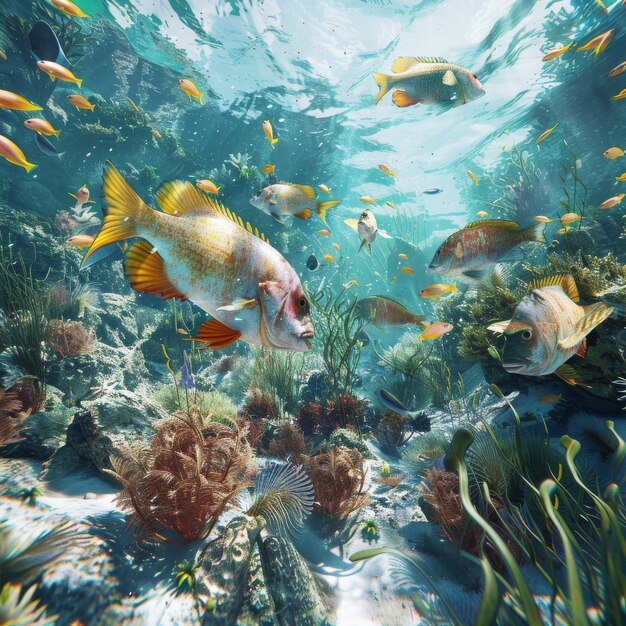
<box><xmin>375</xmin><ymin>411</ymin><xmax>412</xmax><ymax>447</ymax></box>
<box><xmin>239</xmin><ymin>390</ymin><xmax>281</xmax><ymax>422</ymax></box>
<box><xmin>45</xmin><ymin>320</ymin><xmax>96</xmax><ymax>357</ymax></box>
<box><xmin>267</xmin><ymin>424</ymin><xmax>307</xmax><ymax>463</ymax></box>
<box><xmin>322</xmin><ymin>393</ymin><xmax>367</xmax><ymax>432</ymax></box>
<box><xmin>307</xmin><ymin>446</ymin><xmax>370</xmax><ymax>520</ymax></box>
<box><xmin>296</xmin><ymin>402</ymin><xmax>321</xmax><ymax>435</ymax></box>
<box><xmin>107</xmin><ymin>413</ymin><xmax>256</xmax><ymax>543</ymax></box>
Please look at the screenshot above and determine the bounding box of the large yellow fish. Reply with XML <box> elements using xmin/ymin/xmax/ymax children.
<box><xmin>24</xmin><ymin>118</ymin><xmax>61</xmax><ymax>138</ymax></box>
<box><xmin>0</xmin><ymin>135</ymin><xmax>37</xmax><ymax>172</ymax></box>
<box><xmin>0</xmin><ymin>89</ymin><xmax>42</xmax><ymax>111</ymax></box>
<box><xmin>37</xmin><ymin>60</ymin><xmax>83</xmax><ymax>87</ymax></box>
<box><xmin>83</xmin><ymin>163</ymin><xmax>314</xmax><ymax>351</ymax></box>
<box><xmin>51</xmin><ymin>0</ymin><xmax>90</xmax><ymax>17</ymax></box>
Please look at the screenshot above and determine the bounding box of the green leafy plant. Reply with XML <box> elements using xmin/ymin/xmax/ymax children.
<box><xmin>175</xmin><ymin>560</ymin><xmax>198</xmax><ymax>590</ymax></box>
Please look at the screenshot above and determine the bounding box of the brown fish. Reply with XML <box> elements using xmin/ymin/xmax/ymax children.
<box><xmin>355</xmin><ymin>296</ymin><xmax>427</xmax><ymax>329</ymax></box>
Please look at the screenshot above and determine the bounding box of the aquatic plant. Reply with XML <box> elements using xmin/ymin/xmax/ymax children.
<box><xmin>0</xmin><ymin>389</ymin><xmax>28</xmax><ymax>447</ymax></box>
<box><xmin>307</xmin><ymin>446</ymin><xmax>370</xmax><ymax>520</ymax></box>
<box><xmin>19</xmin><ymin>486</ymin><xmax>41</xmax><ymax>506</ymax></box>
<box><xmin>296</xmin><ymin>402</ymin><xmax>321</xmax><ymax>435</ymax></box>
<box><xmin>107</xmin><ymin>414</ymin><xmax>256</xmax><ymax>543</ymax></box>
<box><xmin>225</xmin><ymin>153</ymin><xmax>260</xmax><ymax>182</ymax></box>
<box><xmin>0</xmin><ymin>582</ymin><xmax>55</xmax><ymax>626</ymax></box>
<box><xmin>0</xmin><ymin>519</ymin><xmax>78</xmax><ymax>585</ymax></box>
<box><xmin>375</xmin><ymin>410</ymin><xmax>412</xmax><ymax>447</ymax></box>
<box><xmin>565</xmin><ymin>411</ymin><xmax>619</xmax><ymax>460</ymax></box>
<box><xmin>322</xmin><ymin>393</ymin><xmax>367</xmax><ymax>432</ymax></box>
<box><xmin>48</xmin><ymin>282</ymin><xmax>100</xmax><ymax>320</ymax></box>
<box><xmin>174</xmin><ymin>560</ymin><xmax>198</xmax><ymax>590</ymax></box>
<box><xmin>361</xmin><ymin>518</ymin><xmax>380</xmax><ymax>542</ymax></box>
<box><xmin>53</xmin><ymin>211</ymin><xmax>77</xmax><ymax>237</ymax></box>
<box><xmin>236</xmin><ymin>417</ymin><xmax>266</xmax><ymax>451</ymax></box>
<box><xmin>400</xmin><ymin>431</ymin><xmax>449</xmax><ymax>479</ymax></box>
<box><xmin>5</xmin><ymin>377</ymin><xmax>46</xmax><ymax>417</ymax></box>
<box><xmin>239</xmin><ymin>390</ymin><xmax>281</xmax><ymax>422</ymax></box>
<box><xmin>267</xmin><ymin>423</ymin><xmax>307</xmax><ymax>463</ymax></box>
<box><xmin>45</xmin><ymin>319</ymin><xmax>96</xmax><ymax>357</ymax></box>
<box><xmin>375</xmin><ymin>462</ymin><xmax>406</xmax><ymax>487</ymax></box>
<box><xmin>309</xmin><ymin>285</ymin><xmax>366</xmax><ymax>398</ymax></box>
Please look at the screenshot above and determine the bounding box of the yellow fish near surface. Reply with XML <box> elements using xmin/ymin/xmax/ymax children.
<box><xmin>616</xmin><ymin>172</ymin><xmax>626</xmax><ymax>182</ymax></box>
<box><xmin>37</xmin><ymin>60</ymin><xmax>83</xmax><ymax>87</ymax></box>
<box><xmin>82</xmin><ymin>162</ymin><xmax>314</xmax><ymax>351</ymax></box>
<box><xmin>560</xmin><ymin>212</ymin><xmax>580</xmax><ymax>225</ymax></box>
<box><xmin>323</xmin><ymin>254</ymin><xmax>334</xmax><ymax>263</ymax></box>
<box><xmin>609</xmin><ymin>61</ymin><xmax>626</xmax><ymax>78</ymax></box>
<box><xmin>196</xmin><ymin>179</ymin><xmax>221</xmax><ymax>195</ymax></box>
<box><xmin>66</xmin><ymin>235</ymin><xmax>95</xmax><ymax>249</ymax></box>
<box><xmin>603</xmin><ymin>146</ymin><xmax>624</xmax><ymax>159</ymax></box>
<box><xmin>400</xmin><ymin>266</ymin><xmax>414</xmax><ymax>275</ymax></box>
<box><xmin>577</xmin><ymin>28</ymin><xmax>615</xmax><ymax>56</ymax></box>
<box><xmin>23</xmin><ymin>118</ymin><xmax>61</xmax><ymax>138</ymax></box>
<box><xmin>613</xmin><ymin>88</ymin><xmax>626</xmax><ymax>101</ymax></box>
<box><xmin>359</xmin><ymin>195</ymin><xmax>376</xmax><ymax>204</ymax></box>
<box><xmin>262</xmin><ymin>120</ymin><xmax>278</xmax><ymax>147</ymax></box>
<box><xmin>318</xmin><ymin>229</ymin><xmax>330</xmax><ymax>235</ymax></box>
<box><xmin>262</xmin><ymin>163</ymin><xmax>275</xmax><ymax>175</ymax></box>
<box><xmin>178</xmin><ymin>78</ymin><xmax>203</xmax><ymax>103</ymax></box>
<box><xmin>0</xmin><ymin>89</ymin><xmax>42</xmax><ymax>111</ymax></box>
<box><xmin>536</xmin><ymin>123</ymin><xmax>558</xmax><ymax>145</ymax></box>
<box><xmin>51</xmin><ymin>0</ymin><xmax>90</xmax><ymax>17</ymax></box>
<box><xmin>67</xmin><ymin>94</ymin><xmax>95</xmax><ymax>111</ymax></box>
<box><xmin>533</xmin><ymin>215</ymin><xmax>553</xmax><ymax>223</ymax></box>
<box><xmin>419</xmin><ymin>322</ymin><xmax>454</xmax><ymax>341</ymax></box>
<box><xmin>386</xmin><ymin>201</ymin><xmax>396</xmax><ymax>209</ymax></box>
<box><xmin>599</xmin><ymin>193</ymin><xmax>625</xmax><ymax>209</ymax></box>
<box><xmin>378</xmin><ymin>164</ymin><xmax>397</xmax><ymax>177</ymax></box>
<box><xmin>419</xmin><ymin>283</ymin><xmax>459</xmax><ymax>300</ymax></box>
<box><xmin>318</xmin><ymin>184</ymin><xmax>331</xmax><ymax>193</ymax></box>
<box><xmin>127</xmin><ymin>97</ymin><xmax>141</xmax><ymax>113</ymax></box>
<box><xmin>542</xmin><ymin>42</ymin><xmax>573</xmax><ymax>62</ymax></box>
<box><xmin>467</xmin><ymin>169</ymin><xmax>478</xmax><ymax>185</ymax></box>
<box><xmin>332</xmin><ymin>243</ymin><xmax>340</xmax><ymax>250</ymax></box>
<box><xmin>151</xmin><ymin>129</ymin><xmax>162</xmax><ymax>140</ymax></box>
<box><xmin>0</xmin><ymin>134</ymin><xmax>37</xmax><ymax>172</ymax></box>
<box><xmin>556</xmin><ymin>227</ymin><xmax>571</xmax><ymax>235</ymax></box>
<box><xmin>398</xmin><ymin>253</ymin><xmax>408</xmax><ymax>260</ymax></box>
<box><xmin>476</xmin><ymin>210</ymin><xmax>488</xmax><ymax>217</ymax></box>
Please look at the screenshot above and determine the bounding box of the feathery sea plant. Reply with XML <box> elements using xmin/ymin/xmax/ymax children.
<box><xmin>0</xmin><ymin>389</ymin><xmax>28</xmax><ymax>447</ymax></box>
<box><xmin>0</xmin><ymin>582</ymin><xmax>55</xmax><ymax>626</ymax></box>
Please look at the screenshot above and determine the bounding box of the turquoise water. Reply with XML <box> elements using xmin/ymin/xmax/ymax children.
<box><xmin>1</xmin><ymin>1</ymin><xmax>626</xmax><ymax>625</ymax></box>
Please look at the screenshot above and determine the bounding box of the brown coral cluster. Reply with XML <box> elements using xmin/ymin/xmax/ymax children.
<box><xmin>267</xmin><ymin>423</ymin><xmax>307</xmax><ymax>463</ymax></box>
<box><xmin>108</xmin><ymin>412</ymin><xmax>256</xmax><ymax>543</ymax></box>
<box><xmin>45</xmin><ymin>319</ymin><xmax>96</xmax><ymax>357</ymax></box>
<box><xmin>376</xmin><ymin>411</ymin><xmax>411</xmax><ymax>447</ymax></box>
<box><xmin>322</xmin><ymin>394</ymin><xmax>367</xmax><ymax>431</ymax></box>
<box><xmin>296</xmin><ymin>402</ymin><xmax>321</xmax><ymax>435</ymax></box>
<box><xmin>239</xmin><ymin>390</ymin><xmax>280</xmax><ymax>422</ymax></box>
<box><xmin>0</xmin><ymin>388</ymin><xmax>29</xmax><ymax>447</ymax></box>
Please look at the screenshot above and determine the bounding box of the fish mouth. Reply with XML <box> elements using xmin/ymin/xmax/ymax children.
<box><xmin>502</xmin><ymin>358</ymin><xmax>528</xmax><ymax>373</ymax></box>
<box><xmin>299</xmin><ymin>330</ymin><xmax>314</xmax><ymax>349</ymax></box>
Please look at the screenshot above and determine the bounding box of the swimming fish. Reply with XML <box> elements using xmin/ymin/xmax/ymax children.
<box><xmin>428</xmin><ymin>219</ymin><xmax>546</xmax><ymax>282</ymax></box>
<box><xmin>533</xmin><ymin>215</ymin><xmax>553</xmax><ymax>223</ymax></box>
<box><xmin>35</xmin><ymin>133</ymin><xmax>63</xmax><ymax>157</ymax></box>
<box><xmin>609</xmin><ymin>62</ymin><xmax>626</xmax><ymax>77</ymax></box>
<box><xmin>23</xmin><ymin>118</ymin><xmax>61</xmax><ymax>138</ymax></box>
<box><xmin>476</xmin><ymin>211</ymin><xmax>488</xmax><ymax>217</ymax></box>
<box><xmin>596</xmin><ymin>0</ymin><xmax>609</xmax><ymax>13</ymax></box>
<box><xmin>67</xmin><ymin>94</ymin><xmax>95</xmax><ymax>111</ymax></box>
<box><xmin>376</xmin><ymin>389</ymin><xmax>431</xmax><ymax>432</ymax></box>
<box><xmin>262</xmin><ymin>163</ymin><xmax>275</xmax><ymax>175</ymax></box>
<box><xmin>539</xmin><ymin>393</ymin><xmax>562</xmax><ymax>405</ymax></box>
<box><xmin>306</xmin><ymin>254</ymin><xmax>319</xmax><ymax>271</ymax></box>
<box><xmin>196</xmin><ymin>179</ymin><xmax>221</xmax><ymax>195</ymax></box>
<box><xmin>419</xmin><ymin>322</ymin><xmax>454</xmax><ymax>341</ymax></box>
<box><xmin>398</xmin><ymin>253</ymin><xmax>408</xmax><ymax>260</ymax></box>
<box><xmin>379</xmin><ymin>164</ymin><xmax>397</xmax><ymax>177</ymax></box>
<box><xmin>0</xmin><ymin>135</ymin><xmax>37</xmax><ymax>172</ymax></box>
<box><xmin>423</xmin><ymin>188</ymin><xmax>443</xmax><ymax>195</ymax></box>
<box><xmin>599</xmin><ymin>193</ymin><xmax>625</xmax><ymax>209</ymax></box>
<box><xmin>355</xmin><ymin>296</ymin><xmax>427</xmax><ymax>329</ymax></box>
<box><xmin>555</xmin><ymin>227</ymin><xmax>570</xmax><ymax>235</ymax></box>
<box><xmin>542</xmin><ymin>42</ymin><xmax>574</xmax><ymax>62</ymax></box>
<box><xmin>373</xmin><ymin>56</ymin><xmax>485</xmax><ymax>108</ymax></box>
<box><xmin>318</xmin><ymin>229</ymin><xmax>330</xmax><ymax>235</ymax></box>
<box><xmin>613</xmin><ymin>89</ymin><xmax>626</xmax><ymax>101</ymax></box>
<box><xmin>127</xmin><ymin>97</ymin><xmax>141</xmax><ymax>113</ymax></box>
<box><xmin>318</xmin><ymin>184</ymin><xmax>331</xmax><ymax>193</ymax></box>
<box><xmin>560</xmin><ymin>213</ymin><xmax>579</xmax><ymax>225</ymax></box>
<box><xmin>535</xmin><ymin>123</ymin><xmax>558</xmax><ymax>145</ymax></box>
<box><xmin>467</xmin><ymin>170</ymin><xmax>478</xmax><ymax>185</ymax></box>
<box><xmin>616</xmin><ymin>173</ymin><xmax>626</xmax><ymax>182</ymax></box>
<box><xmin>332</xmin><ymin>243</ymin><xmax>340</xmax><ymax>250</ymax></box>
<box><xmin>179</xmin><ymin>79</ymin><xmax>203</xmax><ymax>103</ymax></box>
<box><xmin>419</xmin><ymin>283</ymin><xmax>459</xmax><ymax>300</ymax></box>
<box><xmin>51</xmin><ymin>0</ymin><xmax>90</xmax><ymax>17</ymax></box>
<box><xmin>262</xmin><ymin>120</ymin><xmax>278</xmax><ymax>147</ymax></box>
<box><xmin>66</xmin><ymin>235</ymin><xmax>95</xmax><ymax>249</ymax></box>
<box><xmin>151</xmin><ymin>129</ymin><xmax>162</xmax><ymax>140</ymax></box>
<box><xmin>498</xmin><ymin>274</ymin><xmax>613</xmax><ymax>379</ymax></box>
<box><xmin>400</xmin><ymin>266</ymin><xmax>414</xmax><ymax>275</ymax></box>
<box><xmin>386</xmin><ymin>201</ymin><xmax>396</xmax><ymax>209</ymax></box>
<box><xmin>344</xmin><ymin>209</ymin><xmax>392</xmax><ymax>254</ymax></box>
<box><xmin>62</xmin><ymin>387</ymin><xmax>74</xmax><ymax>407</ymax></box>
<box><xmin>250</xmin><ymin>183</ymin><xmax>340</xmax><ymax>226</ymax></box>
<box><xmin>82</xmin><ymin>162</ymin><xmax>314</xmax><ymax>351</ymax></box>
<box><xmin>577</xmin><ymin>29</ymin><xmax>615</xmax><ymax>56</ymax></box>
<box><xmin>603</xmin><ymin>147</ymin><xmax>624</xmax><ymax>159</ymax></box>
<box><xmin>69</xmin><ymin>185</ymin><xmax>94</xmax><ymax>211</ymax></box>
<box><xmin>0</xmin><ymin>89</ymin><xmax>42</xmax><ymax>111</ymax></box>
<box><xmin>323</xmin><ymin>254</ymin><xmax>334</xmax><ymax>263</ymax></box>
<box><xmin>37</xmin><ymin>60</ymin><xmax>82</xmax><ymax>86</ymax></box>
<box><xmin>359</xmin><ymin>195</ymin><xmax>376</xmax><ymax>204</ymax></box>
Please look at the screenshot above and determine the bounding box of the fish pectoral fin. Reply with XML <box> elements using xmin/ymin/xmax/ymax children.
<box><xmin>217</xmin><ymin>298</ymin><xmax>258</xmax><ymax>312</ymax></box>
<box><xmin>559</xmin><ymin>303</ymin><xmax>614</xmax><ymax>350</ymax></box>
<box><xmin>487</xmin><ymin>320</ymin><xmax>511</xmax><ymax>334</ymax></box>
<box><xmin>392</xmin><ymin>90</ymin><xmax>420</xmax><ymax>108</ymax></box>
<box><xmin>357</xmin><ymin>239</ymin><xmax>367</xmax><ymax>254</ymax></box>
<box><xmin>442</xmin><ymin>70</ymin><xmax>458</xmax><ymax>86</ymax></box>
<box><xmin>269</xmin><ymin>212</ymin><xmax>284</xmax><ymax>224</ymax></box>
<box><xmin>125</xmin><ymin>240</ymin><xmax>188</xmax><ymax>300</ymax></box>
<box><xmin>462</xmin><ymin>268</ymin><xmax>491</xmax><ymax>282</ymax></box>
<box><xmin>377</xmin><ymin>229</ymin><xmax>393</xmax><ymax>239</ymax></box>
<box><xmin>554</xmin><ymin>364</ymin><xmax>579</xmax><ymax>387</ymax></box>
<box><xmin>191</xmin><ymin>319</ymin><xmax>241</xmax><ymax>349</ymax></box>
<box><xmin>293</xmin><ymin>208</ymin><xmax>312</xmax><ymax>220</ymax></box>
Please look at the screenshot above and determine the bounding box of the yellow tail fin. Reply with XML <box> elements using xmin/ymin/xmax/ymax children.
<box><xmin>316</xmin><ymin>200</ymin><xmax>340</xmax><ymax>227</ymax></box>
<box><xmin>372</xmin><ymin>72</ymin><xmax>391</xmax><ymax>105</ymax></box>
<box><xmin>75</xmin><ymin>78</ymin><xmax>83</xmax><ymax>88</ymax></box>
<box><xmin>24</xmin><ymin>161</ymin><xmax>37</xmax><ymax>173</ymax></box>
<box><xmin>81</xmin><ymin>161</ymin><xmax>151</xmax><ymax>267</ymax></box>
<box><xmin>53</xmin><ymin>129</ymin><xmax>61</xmax><ymax>138</ymax></box>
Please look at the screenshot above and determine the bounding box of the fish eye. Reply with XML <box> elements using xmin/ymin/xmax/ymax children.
<box><xmin>298</xmin><ymin>297</ymin><xmax>308</xmax><ymax>309</ymax></box>
<box><xmin>521</xmin><ymin>329</ymin><xmax>532</xmax><ymax>341</ymax></box>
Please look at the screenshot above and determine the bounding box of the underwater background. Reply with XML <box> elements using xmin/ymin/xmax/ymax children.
<box><xmin>1</xmin><ymin>0</ymin><xmax>626</xmax><ymax>624</ymax></box>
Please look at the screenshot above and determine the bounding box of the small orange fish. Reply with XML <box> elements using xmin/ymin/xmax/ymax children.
<box><xmin>556</xmin><ymin>227</ymin><xmax>571</xmax><ymax>235</ymax></box>
<box><xmin>196</xmin><ymin>179</ymin><xmax>221</xmax><ymax>195</ymax></box>
<box><xmin>178</xmin><ymin>78</ymin><xmax>204</xmax><ymax>103</ymax></box>
<box><xmin>262</xmin><ymin>120</ymin><xmax>278</xmax><ymax>147</ymax></box>
<box><xmin>378</xmin><ymin>164</ymin><xmax>397</xmax><ymax>177</ymax></box>
<box><xmin>596</xmin><ymin>0</ymin><xmax>609</xmax><ymax>13</ymax></box>
<box><xmin>536</xmin><ymin>123</ymin><xmax>558</xmax><ymax>145</ymax></box>
<box><xmin>386</xmin><ymin>201</ymin><xmax>396</xmax><ymax>209</ymax></box>
<box><xmin>419</xmin><ymin>322</ymin><xmax>454</xmax><ymax>341</ymax></box>
<box><xmin>390</xmin><ymin>275</ymin><xmax>397</xmax><ymax>284</ymax></box>
<box><xmin>323</xmin><ymin>254</ymin><xmax>334</xmax><ymax>263</ymax></box>
<box><xmin>603</xmin><ymin>147</ymin><xmax>624</xmax><ymax>159</ymax></box>
<box><xmin>542</xmin><ymin>42</ymin><xmax>573</xmax><ymax>62</ymax></box>
<box><xmin>400</xmin><ymin>266</ymin><xmax>414</xmax><ymax>275</ymax></box>
<box><xmin>560</xmin><ymin>212</ymin><xmax>579</xmax><ymax>225</ymax></box>
<box><xmin>177</xmin><ymin>327</ymin><xmax>189</xmax><ymax>335</ymax></box>
<box><xmin>577</xmin><ymin>28</ymin><xmax>615</xmax><ymax>56</ymax></box>
<box><xmin>262</xmin><ymin>163</ymin><xmax>275</xmax><ymax>175</ymax></box>
<box><xmin>398</xmin><ymin>253</ymin><xmax>408</xmax><ymax>260</ymax></box>
<box><xmin>332</xmin><ymin>243</ymin><xmax>340</xmax><ymax>250</ymax></box>
<box><xmin>318</xmin><ymin>184</ymin><xmax>331</xmax><ymax>193</ymax></box>
<box><xmin>151</xmin><ymin>129</ymin><xmax>162</xmax><ymax>139</ymax></box>
<box><xmin>37</xmin><ymin>60</ymin><xmax>83</xmax><ymax>87</ymax></box>
<box><xmin>616</xmin><ymin>172</ymin><xmax>626</xmax><ymax>182</ymax></box>
<box><xmin>609</xmin><ymin>61</ymin><xmax>626</xmax><ymax>77</ymax></box>
<box><xmin>467</xmin><ymin>170</ymin><xmax>478</xmax><ymax>185</ymax></box>
<box><xmin>599</xmin><ymin>193</ymin><xmax>625</xmax><ymax>209</ymax></box>
<box><xmin>127</xmin><ymin>97</ymin><xmax>141</xmax><ymax>113</ymax></box>
<box><xmin>0</xmin><ymin>49</ymin><xmax>7</xmax><ymax>61</ymax></box>
<box><xmin>359</xmin><ymin>195</ymin><xmax>375</xmax><ymax>204</ymax></box>
<box><xmin>613</xmin><ymin>88</ymin><xmax>626</xmax><ymax>101</ymax></box>
<box><xmin>476</xmin><ymin>211</ymin><xmax>488</xmax><ymax>217</ymax></box>
<box><xmin>23</xmin><ymin>118</ymin><xmax>61</xmax><ymax>138</ymax></box>
<box><xmin>533</xmin><ymin>215</ymin><xmax>553</xmax><ymax>223</ymax></box>
<box><xmin>67</xmin><ymin>94</ymin><xmax>95</xmax><ymax>111</ymax></box>
<box><xmin>539</xmin><ymin>393</ymin><xmax>562</xmax><ymax>405</ymax></box>
<box><xmin>0</xmin><ymin>135</ymin><xmax>37</xmax><ymax>172</ymax></box>
<box><xmin>318</xmin><ymin>229</ymin><xmax>330</xmax><ymax>235</ymax></box>
<box><xmin>66</xmin><ymin>235</ymin><xmax>95</xmax><ymax>249</ymax></box>
<box><xmin>419</xmin><ymin>284</ymin><xmax>459</xmax><ymax>300</ymax></box>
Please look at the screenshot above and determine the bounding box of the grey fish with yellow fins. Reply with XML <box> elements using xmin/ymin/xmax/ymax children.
<box><xmin>250</xmin><ymin>183</ymin><xmax>340</xmax><ymax>226</ymax></box>
<box><xmin>82</xmin><ymin>162</ymin><xmax>314</xmax><ymax>351</ymax></box>
<box><xmin>344</xmin><ymin>209</ymin><xmax>392</xmax><ymax>254</ymax></box>
<box><xmin>372</xmin><ymin>56</ymin><xmax>485</xmax><ymax>108</ymax></box>
<box><xmin>428</xmin><ymin>219</ymin><xmax>546</xmax><ymax>282</ymax></box>
<box><xmin>494</xmin><ymin>275</ymin><xmax>613</xmax><ymax>381</ymax></box>
<box><xmin>355</xmin><ymin>296</ymin><xmax>428</xmax><ymax>329</ymax></box>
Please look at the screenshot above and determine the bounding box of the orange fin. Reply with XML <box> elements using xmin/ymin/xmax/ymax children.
<box><xmin>191</xmin><ymin>319</ymin><xmax>241</xmax><ymax>349</ymax></box>
<box><xmin>392</xmin><ymin>90</ymin><xmax>420</xmax><ymax>108</ymax></box>
<box><xmin>294</xmin><ymin>208</ymin><xmax>313</xmax><ymax>220</ymax></box>
<box><xmin>125</xmin><ymin>241</ymin><xmax>187</xmax><ymax>300</ymax></box>
<box><xmin>576</xmin><ymin>338</ymin><xmax>587</xmax><ymax>358</ymax></box>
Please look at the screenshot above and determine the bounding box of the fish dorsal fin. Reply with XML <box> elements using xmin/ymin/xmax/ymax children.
<box><xmin>344</xmin><ymin>218</ymin><xmax>359</xmax><ymax>232</ymax></box>
<box><xmin>464</xmin><ymin>219</ymin><xmax>519</xmax><ymax>230</ymax></box>
<box><xmin>391</xmin><ymin>56</ymin><xmax>448</xmax><ymax>72</ymax></box>
<box><xmin>528</xmin><ymin>274</ymin><xmax>579</xmax><ymax>302</ymax></box>
<box><xmin>286</xmin><ymin>183</ymin><xmax>317</xmax><ymax>199</ymax></box>
<box><xmin>559</xmin><ymin>302</ymin><xmax>613</xmax><ymax>350</ymax></box>
<box><xmin>125</xmin><ymin>241</ymin><xmax>188</xmax><ymax>301</ymax></box>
